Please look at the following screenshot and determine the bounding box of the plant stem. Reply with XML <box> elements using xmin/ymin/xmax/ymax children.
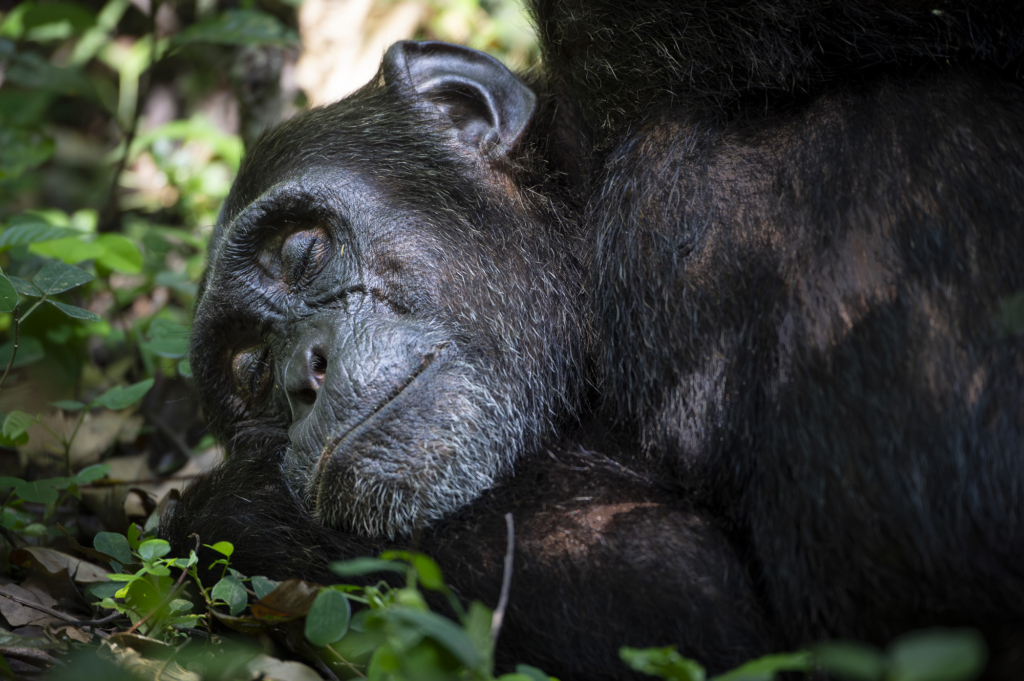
<box><xmin>324</xmin><ymin>645</ymin><xmax>368</xmax><ymax>679</ymax></box>
<box><xmin>64</xmin><ymin>406</ymin><xmax>91</xmax><ymax>477</ymax></box>
<box><xmin>0</xmin><ymin>305</ymin><xmax>19</xmax><ymax>392</ymax></box>
<box><xmin>18</xmin><ymin>297</ymin><xmax>45</xmax><ymax>324</ymax></box>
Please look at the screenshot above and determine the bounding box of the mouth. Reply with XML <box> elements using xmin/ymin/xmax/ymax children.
<box><xmin>314</xmin><ymin>341</ymin><xmax>448</xmax><ymax>476</ymax></box>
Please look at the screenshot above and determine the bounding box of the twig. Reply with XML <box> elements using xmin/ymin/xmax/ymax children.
<box><xmin>0</xmin><ymin>523</ymin><xmax>23</xmax><ymax>549</ymax></box>
<box><xmin>76</xmin><ymin>610</ymin><xmax>125</xmax><ymax>627</ymax></box>
<box><xmin>0</xmin><ymin>647</ymin><xmax>65</xmax><ymax>667</ymax></box>
<box><xmin>324</xmin><ymin>645</ymin><xmax>368</xmax><ymax>679</ymax></box>
<box><xmin>0</xmin><ymin>304</ymin><xmax>20</xmax><ymax>392</ymax></box>
<box><xmin>490</xmin><ymin>512</ymin><xmax>515</xmax><ymax>644</ymax></box>
<box><xmin>0</xmin><ymin>592</ymin><xmax>88</xmax><ymax>625</ymax></box>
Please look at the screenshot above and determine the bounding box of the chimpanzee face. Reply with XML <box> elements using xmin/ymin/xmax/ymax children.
<box><xmin>189</xmin><ymin>43</ymin><xmax>590</xmax><ymax>537</ymax></box>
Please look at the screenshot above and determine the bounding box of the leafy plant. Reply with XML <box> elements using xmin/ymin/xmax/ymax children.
<box><xmin>622</xmin><ymin>628</ymin><xmax>987</xmax><ymax>681</ymax></box>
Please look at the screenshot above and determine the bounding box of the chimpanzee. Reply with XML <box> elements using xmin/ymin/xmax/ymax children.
<box><xmin>162</xmin><ymin>0</ymin><xmax>1024</xmax><ymax>676</ymax></box>
<box><xmin>163</xmin><ymin>37</ymin><xmax>770</xmax><ymax>677</ymax></box>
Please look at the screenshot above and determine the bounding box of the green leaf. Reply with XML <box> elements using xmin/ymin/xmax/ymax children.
<box><xmin>154</xmin><ymin>270</ymin><xmax>198</xmax><ymax>297</ymax></box>
<box><xmin>138</xmin><ymin>538</ymin><xmax>171</xmax><ymax>562</ymax></box>
<box><xmin>0</xmin><ymin>126</ymin><xmax>55</xmax><ymax>180</ymax></box>
<box><xmin>0</xmin><ymin>220</ymin><xmax>76</xmax><ymax>253</ymax></box>
<box><xmin>412</xmin><ymin>554</ymin><xmax>446</xmax><ymax>592</ymax></box>
<box><xmin>1</xmin><ymin>508</ymin><xmax>31</xmax><ymax>533</ymax></box>
<box><xmin>168</xmin><ymin>598</ymin><xmax>193</xmax><ymax>613</ymax></box>
<box><xmin>0</xmin><ymin>273</ymin><xmax>18</xmax><ymax>313</ymax></box>
<box><xmin>22</xmin><ymin>2</ymin><xmax>95</xmax><ymax>35</ymax></box>
<box><xmin>620</xmin><ymin>646</ymin><xmax>706</xmax><ymax>681</ymax></box>
<box><xmin>143</xmin><ymin>563</ymin><xmax>171</xmax><ymax>577</ymax></box>
<box><xmin>143</xmin><ymin>318</ymin><xmax>189</xmax><ymax>358</ymax></box>
<box><xmin>32</xmin><ymin>260</ymin><xmax>93</xmax><ymax>295</ymax></box>
<box><xmin>367</xmin><ymin>646</ymin><xmax>401</xmax><ymax>678</ymax></box>
<box><xmin>129</xmin><ymin>116</ymin><xmax>243</xmax><ymax>172</ymax></box>
<box><xmin>0</xmin><ymin>476</ymin><xmax>25</xmax><ymax>489</ymax></box>
<box><xmin>713</xmin><ymin>652</ymin><xmax>811</xmax><ymax>681</ymax></box>
<box><xmin>171</xmin><ymin>9</ymin><xmax>299</xmax><ymax>47</ymax></box>
<box><xmin>126</xmin><ymin>522</ymin><xmax>141</xmax><ymax>550</ymax></box>
<box><xmin>514</xmin><ymin>665</ymin><xmax>553</xmax><ymax>681</ymax></box>
<box><xmin>382</xmin><ymin>608</ymin><xmax>483</xmax><ymax>670</ymax></box>
<box><xmin>211</xmin><ymin>574</ymin><xmax>248</xmax><ymax>616</ymax></box>
<box><xmin>94</xmin><ymin>234</ymin><xmax>143</xmax><ymax>273</ymax></box>
<box><xmin>47</xmin><ymin>299</ymin><xmax>101</xmax><ymax>321</ymax></box>
<box><xmin>85</xmin><ymin>581</ymin><xmax>123</xmax><ymax>601</ymax></box>
<box><xmin>92</xmin><ymin>378</ymin><xmax>154</xmax><ymax>410</ymax></box>
<box><xmin>12</xmin><ymin>480</ymin><xmax>58</xmax><ymax>504</ymax></box>
<box><xmin>304</xmin><ymin>588</ymin><xmax>351</xmax><ymax>647</ymax></box>
<box><xmin>72</xmin><ymin>463</ymin><xmax>110</xmax><ymax>485</ymax></box>
<box><xmin>172</xmin><ymin>552</ymin><xmax>198</xmax><ymax>570</ymax></box>
<box><xmin>50</xmin><ymin>400</ymin><xmax>85</xmax><ymax>411</ymax></box>
<box><xmin>0</xmin><ymin>335</ymin><xmax>44</xmax><ymax>370</ymax></box>
<box><xmin>94</xmin><ymin>531</ymin><xmax>132</xmax><ymax>565</ymax></box>
<box><xmin>8</xmin><ymin>276</ymin><xmax>41</xmax><ymax>297</ymax></box>
<box><xmin>207</xmin><ymin>541</ymin><xmax>234</xmax><ymax>558</ymax></box>
<box><xmin>330</xmin><ymin>557</ymin><xmax>405</xmax><ymax>578</ymax></box>
<box><xmin>120</xmin><ymin>572</ymin><xmax>175</xmax><ymax>628</ymax></box>
<box><xmin>462</xmin><ymin>600</ymin><xmax>492</xmax><ymax>657</ymax></box>
<box><xmin>29</xmin><ymin>237</ymin><xmax>104</xmax><ymax>264</ymax></box>
<box><xmin>813</xmin><ymin>641</ymin><xmax>885</xmax><ymax>681</ymax></box>
<box><xmin>0</xmin><ymin>432</ymin><xmax>28</xmax><ymax>448</ymax></box>
<box><xmin>251</xmin><ymin>575</ymin><xmax>279</xmax><ymax>600</ymax></box>
<box><xmin>3</xmin><ymin>411</ymin><xmax>34</xmax><ymax>440</ymax></box>
<box><xmin>4</xmin><ymin>52</ymin><xmax>97</xmax><ymax>99</ymax></box>
<box><xmin>888</xmin><ymin>629</ymin><xmax>986</xmax><ymax>681</ymax></box>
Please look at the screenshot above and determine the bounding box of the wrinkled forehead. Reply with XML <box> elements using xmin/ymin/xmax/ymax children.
<box><xmin>213</xmin><ymin>87</ymin><xmax>461</xmax><ymax>228</ymax></box>
<box><xmin>213</xmin><ymin>167</ymin><xmax>376</xmax><ymax>249</ymax></box>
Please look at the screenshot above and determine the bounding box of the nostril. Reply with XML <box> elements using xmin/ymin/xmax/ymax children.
<box><xmin>310</xmin><ymin>348</ymin><xmax>328</xmax><ymax>387</ymax></box>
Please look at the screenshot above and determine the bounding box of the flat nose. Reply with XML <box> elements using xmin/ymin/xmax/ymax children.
<box><xmin>283</xmin><ymin>341</ymin><xmax>328</xmax><ymax>424</ymax></box>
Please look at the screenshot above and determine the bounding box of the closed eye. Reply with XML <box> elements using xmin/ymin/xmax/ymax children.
<box><xmin>258</xmin><ymin>224</ymin><xmax>334</xmax><ymax>290</ymax></box>
<box><xmin>232</xmin><ymin>344</ymin><xmax>274</xmax><ymax>406</ymax></box>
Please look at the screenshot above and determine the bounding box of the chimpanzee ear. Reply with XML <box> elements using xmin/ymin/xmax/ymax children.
<box><xmin>384</xmin><ymin>41</ymin><xmax>537</xmax><ymax>160</ymax></box>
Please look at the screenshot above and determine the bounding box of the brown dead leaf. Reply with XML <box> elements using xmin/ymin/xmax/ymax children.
<box><xmin>101</xmin><ymin>635</ymin><xmax>199</xmax><ymax>681</ymax></box>
<box><xmin>250</xmin><ymin>579</ymin><xmax>320</xmax><ymax>621</ymax></box>
<box><xmin>208</xmin><ymin>609</ymin><xmax>267</xmax><ymax>636</ymax></box>
<box><xmin>0</xmin><ymin>582</ymin><xmax>62</xmax><ymax>627</ymax></box>
<box><xmin>79</xmin><ymin>453</ymin><xmax>150</xmax><ymax>533</ymax></box>
<box><xmin>10</xmin><ymin>546</ymin><xmax>109</xmax><ymax>585</ymax></box>
<box><xmin>20</xmin><ymin>410</ymin><xmax>143</xmax><ymax>469</ymax></box>
<box><xmin>55</xmin><ymin>625</ymin><xmax>91</xmax><ymax>643</ymax></box>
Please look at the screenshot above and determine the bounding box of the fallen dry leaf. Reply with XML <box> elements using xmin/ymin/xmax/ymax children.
<box><xmin>10</xmin><ymin>546</ymin><xmax>109</xmax><ymax>585</ymax></box>
<box><xmin>0</xmin><ymin>582</ymin><xmax>62</xmax><ymax>627</ymax></box>
<box><xmin>55</xmin><ymin>625</ymin><xmax>92</xmax><ymax>643</ymax></box>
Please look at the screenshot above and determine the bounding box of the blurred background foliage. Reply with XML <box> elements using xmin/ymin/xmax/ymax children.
<box><xmin>0</xmin><ymin>0</ymin><xmax>538</xmax><ymax>534</ymax></box>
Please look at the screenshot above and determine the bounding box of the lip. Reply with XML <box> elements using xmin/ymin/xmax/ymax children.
<box><xmin>314</xmin><ymin>341</ymin><xmax>448</xmax><ymax>476</ymax></box>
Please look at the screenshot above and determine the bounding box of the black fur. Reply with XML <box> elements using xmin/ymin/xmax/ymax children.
<box><xmin>553</xmin><ymin>1</ymin><xmax>1024</xmax><ymax>646</ymax></box>
<box><xmin>164</xmin><ymin>1</ymin><xmax>1024</xmax><ymax>676</ymax></box>
<box><xmin>163</xmin><ymin>435</ymin><xmax>772</xmax><ymax>678</ymax></box>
